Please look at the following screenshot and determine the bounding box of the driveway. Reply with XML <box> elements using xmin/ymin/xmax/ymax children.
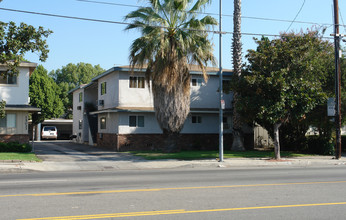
<box><xmin>33</xmin><ymin>140</ymin><xmax>139</xmax><ymax>162</ymax></box>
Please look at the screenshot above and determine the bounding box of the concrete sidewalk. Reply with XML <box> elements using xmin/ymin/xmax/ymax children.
<box><xmin>1</xmin><ymin>141</ymin><xmax>346</xmax><ymax>172</ymax></box>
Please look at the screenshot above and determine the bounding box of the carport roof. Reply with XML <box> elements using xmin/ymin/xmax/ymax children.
<box><xmin>5</xmin><ymin>105</ymin><xmax>40</xmax><ymax>112</ymax></box>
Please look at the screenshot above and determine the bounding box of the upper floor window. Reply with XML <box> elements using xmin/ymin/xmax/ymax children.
<box><xmin>0</xmin><ymin>72</ymin><xmax>17</xmax><ymax>85</ymax></box>
<box><xmin>79</xmin><ymin>92</ymin><xmax>83</xmax><ymax>102</ymax></box>
<box><xmin>79</xmin><ymin>120</ymin><xmax>83</xmax><ymax>130</ymax></box>
<box><xmin>129</xmin><ymin>76</ymin><xmax>145</xmax><ymax>88</ymax></box>
<box><xmin>0</xmin><ymin>114</ymin><xmax>16</xmax><ymax>128</ymax></box>
<box><xmin>101</xmin><ymin>82</ymin><xmax>107</xmax><ymax>95</ymax></box>
<box><xmin>192</xmin><ymin>115</ymin><xmax>202</xmax><ymax>124</ymax></box>
<box><xmin>129</xmin><ymin>115</ymin><xmax>144</xmax><ymax>127</ymax></box>
<box><xmin>191</xmin><ymin>78</ymin><xmax>203</xmax><ymax>87</ymax></box>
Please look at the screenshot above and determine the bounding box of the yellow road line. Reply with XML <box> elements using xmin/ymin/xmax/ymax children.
<box><xmin>18</xmin><ymin>202</ymin><xmax>346</xmax><ymax>220</ymax></box>
<box><xmin>2</xmin><ymin>180</ymin><xmax>346</xmax><ymax>198</ymax></box>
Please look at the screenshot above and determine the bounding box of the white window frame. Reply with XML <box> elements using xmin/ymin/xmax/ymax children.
<box><xmin>191</xmin><ymin>78</ymin><xmax>203</xmax><ymax>87</ymax></box>
<box><xmin>79</xmin><ymin>92</ymin><xmax>83</xmax><ymax>102</ymax></box>
<box><xmin>129</xmin><ymin>76</ymin><xmax>145</xmax><ymax>88</ymax></box>
<box><xmin>79</xmin><ymin>120</ymin><xmax>83</xmax><ymax>130</ymax></box>
<box><xmin>0</xmin><ymin>113</ymin><xmax>16</xmax><ymax>128</ymax></box>
<box><xmin>100</xmin><ymin>117</ymin><xmax>106</xmax><ymax>130</ymax></box>
<box><xmin>0</xmin><ymin>72</ymin><xmax>17</xmax><ymax>85</ymax></box>
<box><xmin>129</xmin><ymin>115</ymin><xmax>144</xmax><ymax>127</ymax></box>
<box><xmin>100</xmin><ymin>82</ymin><xmax>107</xmax><ymax>95</ymax></box>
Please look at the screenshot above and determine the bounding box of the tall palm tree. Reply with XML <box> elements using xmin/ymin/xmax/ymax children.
<box><xmin>125</xmin><ymin>0</ymin><xmax>217</xmax><ymax>152</ymax></box>
<box><xmin>231</xmin><ymin>0</ymin><xmax>245</xmax><ymax>151</ymax></box>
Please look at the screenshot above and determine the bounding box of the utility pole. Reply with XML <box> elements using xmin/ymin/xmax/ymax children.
<box><xmin>218</xmin><ymin>0</ymin><xmax>224</xmax><ymax>162</ymax></box>
<box><xmin>333</xmin><ymin>0</ymin><xmax>342</xmax><ymax>159</ymax></box>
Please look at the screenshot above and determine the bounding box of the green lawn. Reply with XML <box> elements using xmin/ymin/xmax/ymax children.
<box><xmin>0</xmin><ymin>153</ymin><xmax>41</xmax><ymax>162</ymax></box>
<box><xmin>129</xmin><ymin>150</ymin><xmax>312</xmax><ymax>160</ymax></box>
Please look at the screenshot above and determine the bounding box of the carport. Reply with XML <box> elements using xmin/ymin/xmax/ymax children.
<box><xmin>29</xmin><ymin>119</ymin><xmax>73</xmax><ymax>140</ymax></box>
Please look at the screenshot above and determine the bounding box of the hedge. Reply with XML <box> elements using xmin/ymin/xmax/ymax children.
<box><xmin>306</xmin><ymin>136</ymin><xmax>334</xmax><ymax>155</ymax></box>
<box><xmin>0</xmin><ymin>142</ymin><xmax>32</xmax><ymax>153</ymax></box>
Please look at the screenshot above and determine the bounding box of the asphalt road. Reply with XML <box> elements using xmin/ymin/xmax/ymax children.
<box><xmin>1</xmin><ymin>167</ymin><xmax>346</xmax><ymax>219</ymax></box>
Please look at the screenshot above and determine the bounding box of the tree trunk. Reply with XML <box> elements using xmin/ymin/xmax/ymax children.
<box><xmin>164</xmin><ymin>133</ymin><xmax>181</xmax><ymax>153</ymax></box>
<box><xmin>274</xmin><ymin>122</ymin><xmax>282</xmax><ymax>160</ymax></box>
<box><xmin>152</xmin><ymin>82</ymin><xmax>190</xmax><ymax>152</ymax></box>
<box><xmin>231</xmin><ymin>0</ymin><xmax>245</xmax><ymax>151</ymax></box>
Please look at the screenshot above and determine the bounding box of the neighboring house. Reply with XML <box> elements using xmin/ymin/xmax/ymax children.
<box><xmin>0</xmin><ymin>62</ymin><xmax>40</xmax><ymax>143</ymax></box>
<box><xmin>70</xmin><ymin>65</ymin><xmax>254</xmax><ymax>151</ymax></box>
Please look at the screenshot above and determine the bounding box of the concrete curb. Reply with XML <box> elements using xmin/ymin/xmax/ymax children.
<box><xmin>1</xmin><ymin>157</ymin><xmax>346</xmax><ymax>172</ymax></box>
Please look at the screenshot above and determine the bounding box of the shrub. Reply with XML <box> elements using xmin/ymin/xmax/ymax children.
<box><xmin>342</xmin><ymin>136</ymin><xmax>346</xmax><ymax>152</ymax></box>
<box><xmin>0</xmin><ymin>142</ymin><xmax>32</xmax><ymax>153</ymax></box>
<box><xmin>306</xmin><ymin>136</ymin><xmax>334</xmax><ymax>155</ymax></box>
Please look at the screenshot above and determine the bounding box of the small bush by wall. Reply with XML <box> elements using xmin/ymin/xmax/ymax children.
<box><xmin>0</xmin><ymin>142</ymin><xmax>32</xmax><ymax>153</ymax></box>
<box><xmin>342</xmin><ymin>136</ymin><xmax>346</xmax><ymax>152</ymax></box>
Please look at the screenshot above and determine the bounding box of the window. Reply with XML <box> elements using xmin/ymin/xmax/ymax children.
<box><xmin>101</xmin><ymin>82</ymin><xmax>107</xmax><ymax>95</ymax></box>
<box><xmin>129</xmin><ymin>76</ymin><xmax>145</xmax><ymax>88</ymax></box>
<box><xmin>129</xmin><ymin>116</ymin><xmax>144</xmax><ymax>127</ymax></box>
<box><xmin>222</xmin><ymin>80</ymin><xmax>231</xmax><ymax>93</ymax></box>
<box><xmin>192</xmin><ymin>115</ymin><xmax>202</xmax><ymax>124</ymax></box>
<box><xmin>79</xmin><ymin>120</ymin><xmax>83</xmax><ymax>129</ymax></box>
<box><xmin>0</xmin><ymin>72</ymin><xmax>17</xmax><ymax>85</ymax></box>
<box><xmin>0</xmin><ymin>114</ymin><xmax>16</xmax><ymax>128</ymax></box>
<box><xmin>191</xmin><ymin>78</ymin><xmax>203</xmax><ymax>87</ymax></box>
<box><xmin>79</xmin><ymin>92</ymin><xmax>83</xmax><ymax>102</ymax></box>
<box><xmin>100</xmin><ymin>117</ymin><xmax>106</xmax><ymax>129</ymax></box>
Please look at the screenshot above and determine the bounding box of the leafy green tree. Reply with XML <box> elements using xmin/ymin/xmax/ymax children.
<box><xmin>49</xmin><ymin>63</ymin><xmax>104</xmax><ymax>118</ymax></box>
<box><xmin>0</xmin><ymin>21</ymin><xmax>52</xmax><ymax>75</ymax></box>
<box><xmin>0</xmin><ymin>15</ymin><xmax>52</xmax><ymax>117</ymax></box>
<box><xmin>29</xmin><ymin>65</ymin><xmax>64</xmax><ymax>124</ymax></box>
<box><xmin>125</xmin><ymin>0</ymin><xmax>217</xmax><ymax>152</ymax></box>
<box><xmin>232</xmin><ymin>31</ymin><xmax>332</xmax><ymax>159</ymax></box>
<box><xmin>293</xmin><ymin>45</ymin><xmax>346</xmax><ymax>145</ymax></box>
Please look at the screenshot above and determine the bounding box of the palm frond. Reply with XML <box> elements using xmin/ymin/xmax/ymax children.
<box><xmin>189</xmin><ymin>0</ymin><xmax>212</xmax><ymax>13</ymax></box>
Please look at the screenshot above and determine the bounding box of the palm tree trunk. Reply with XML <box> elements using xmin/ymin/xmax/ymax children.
<box><xmin>231</xmin><ymin>0</ymin><xmax>245</xmax><ymax>151</ymax></box>
<box><xmin>153</xmin><ymin>82</ymin><xmax>190</xmax><ymax>152</ymax></box>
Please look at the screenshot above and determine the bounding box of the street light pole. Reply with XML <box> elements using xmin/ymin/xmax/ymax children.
<box><xmin>218</xmin><ymin>0</ymin><xmax>224</xmax><ymax>162</ymax></box>
<box><xmin>333</xmin><ymin>0</ymin><xmax>342</xmax><ymax>159</ymax></box>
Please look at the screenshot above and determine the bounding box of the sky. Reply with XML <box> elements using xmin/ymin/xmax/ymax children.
<box><xmin>0</xmin><ymin>0</ymin><xmax>345</xmax><ymax>73</ymax></box>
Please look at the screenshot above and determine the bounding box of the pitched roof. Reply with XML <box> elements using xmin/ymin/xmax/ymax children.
<box><xmin>92</xmin><ymin>64</ymin><xmax>233</xmax><ymax>82</ymax></box>
<box><xmin>69</xmin><ymin>64</ymin><xmax>233</xmax><ymax>93</ymax></box>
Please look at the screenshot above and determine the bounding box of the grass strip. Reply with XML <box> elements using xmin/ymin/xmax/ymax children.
<box><xmin>129</xmin><ymin>150</ymin><xmax>313</xmax><ymax>160</ymax></box>
<box><xmin>0</xmin><ymin>153</ymin><xmax>41</xmax><ymax>162</ymax></box>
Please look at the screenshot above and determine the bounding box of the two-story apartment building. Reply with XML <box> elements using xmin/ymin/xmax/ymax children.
<box><xmin>0</xmin><ymin>62</ymin><xmax>40</xmax><ymax>143</ymax></box>
<box><xmin>70</xmin><ymin>65</ymin><xmax>253</xmax><ymax>151</ymax></box>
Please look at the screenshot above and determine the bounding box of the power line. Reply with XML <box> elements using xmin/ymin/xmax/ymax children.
<box><xmin>76</xmin><ymin>0</ymin><xmax>333</xmax><ymax>27</ymax></box>
<box><xmin>0</xmin><ymin>7</ymin><xmax>130</xmax><ymax>25</ymax></box>
<box><xmin>0</xmin><ymin>7</ymin><xmax>278</xmax><ymax>37</ymax></box>
<box><xmin>338</xmin><ymin>7</ymin><xmax>346</xmax><ymax>33</ymax></box>
<box><xmin>286</xmin><ymin>0</ymin><xmax>306</xmax><ymax>32</ymax></box>
<box><xmin>76</xmin><ymin>0</ymin><xmax>139</xmax><ymax>8</ymax></box>
<box><xmin>0</xmin><ymin>7</ymin><xmax>334</xmax><ymax>40</ymax></box>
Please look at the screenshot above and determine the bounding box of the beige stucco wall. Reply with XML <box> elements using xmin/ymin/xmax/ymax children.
<box><xmin>98</xmin><ymin>112</ymin><xmax>119</xmax><ymax>134</ymax></box>
<box><xmin>72</xmin><ymin>88</ymin><xmax>84</xmax><ymax>143</ymax></box>
<box><xmin>118</xmin><ymin>71</ymin><xmax>153</xmax><ymax>108</ymax></box>
<box><xmin>98</xmin><ymin>72</ymin><xmax>119</xmax><ymax>110</ymax></box>
<box><xmin>0</xmin><ymin>66</ymin><xmax>30</xmax><ymax>105</ymax></box>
